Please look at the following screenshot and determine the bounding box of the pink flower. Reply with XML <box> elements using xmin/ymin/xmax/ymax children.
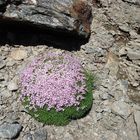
<box><xmin>20</xmin><ymin>51</ymin><xmax>86</xmax><ymax>111</ymax></box>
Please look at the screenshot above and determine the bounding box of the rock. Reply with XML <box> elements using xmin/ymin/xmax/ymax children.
<box><xmin>0</xmin><ymin>73</ymin><xmax>4</xmax><ymax>81</ymax></box>
<box><xmin>127</xmin><ymin>50</ymin><xmax>140</xmax><ymax>60</ymax></box>
<box><xmin>111</xmin><ymin>101</ymin><xmax>131</xmax><ymax>119</ymax></box>
<box><xmin>123</xmin><ymin>0</ymin><xmax>140</xmax><ymax>5</ymax></box>
<box><xmin>10</xmin><ymin>48</ymin><xmax>28</xmax><ymax>60</ymax></box>
<box><xmin>5</xmin><ymin>112</ymin><xmax>19</xmax><ymax>123</ymax></box>
<box><xmin>100</xmin><ymin>93</ymin><xmax>109</xmax><ymax>100</ymax></box>
<box><xmin>105</xmin><ymin>51</ymin><xmax>119</xmax><ymax>76</ymax></box>
<box><xmin>119</xmin><ymin>24</ymin><xmax>130</xmax><ymax>32</ymax></box>
<box><xmin>119</xmin><ymin>47</ymin><xmax>127</xmax><ymax>56</ymax></box>
<box><xmin>134</xmin><ymin>110</ymin><xmax>140</xmax><ymax>137</ymax></box>
<box><xmin>7</xmin><ymin>81</ymin><xmax>18</xmax><ymax>91</ymax></box>
<box><xmin>23</xmin><ymin>133</ymin><xmax>33</xmax><ymax>140</ymax></box>
<box><xmin>133</xmin><ymin>104</ymin><xmax>140</xmax><ymax>111</ymax></box>
<box><xmin>96</xmin><ymin>106</ymin><xmax>104</xmax><ymax>113</ymax></box>
<box><xmin>0</xmin><ymin>96</ymin><xmax>3</xmax><ymax>105</ymax></box>
<box><xmin>6</xmin><ymin>58</ymin><xmax>16</xmax><ymax>66</ymax></box>
<box><xmin>83</xmin><ymin>46</ymin><xmax>106</xmax><ymax>57</ymax></box>
<box><xmin>32</xmin><ymin>129</ymin><xmax>47</xmax><ymax>140</ymax></box>
<box><xmin>0</xmin><ymin>60</ymin><xmax>5</xmax><ymax>69</ymax></box>
<box><xmin>118</xmin><ymin>115</ymin><xmax>139</xmax><ymax>140</ymax></box>
<box><xmin>63</xmin><ymin>132</ymin><xmax>74</xmax><ymax>140</ymax></box>
<box><xmin>130</xmin><ymin>30</ymin><xmax>139</xmax><ymax>39</ymax></box>
<box><xmin>92</xmin><ymin>91</ymin><xmax>100</xmax><ymax>100</ymax></box>
<box><xmin>90</xmin><ymin>27</ymin><xmax>114</xmax><ymax>49</ymax></box>
<box><xmin>100</xmin><ymin>131</ymin><xmax>118</xmax><ymax>140</ymax></box>
<box><xmin>107</xmin><ymin>0</ymin><xmax>140</xmax><ymax>30</ymax></box>
<box><xmin>1</xmin><ymin>89</ymin><xmax>12</xmax><ymax>98</ymax></box>
<box><xmin>119</xmin><ymin>45</ymin><xmax>140</xmax><ymax>90</ymax></box>
<box><xmin>0</xmin><ymin>0</ymin><xmax>92</xmax><ymax>38</ymax></box>
<box><xmin>96</xmin><ymin>113</ymin><xmax>103</xmax><ymax>121</ymax></box>
<box><xmin>128</xmin><ymin>89</ymin><xmax>140</xmax><ymax>104</ymax></box>
<box><xmin>0</xmin><ymin>122</ymin><xmax>22</xmax><ymax>139</ymax></box>
<box><xmin>120</xmin><ymin>80</ymin><xmax>129</xmax><ymax>94</ymax></box>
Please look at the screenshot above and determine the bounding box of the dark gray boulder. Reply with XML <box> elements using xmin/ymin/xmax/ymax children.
<box><xmin>0</xmin><ymin>0</ymin><xmax>92</xmax><ymax>38</ymax></box>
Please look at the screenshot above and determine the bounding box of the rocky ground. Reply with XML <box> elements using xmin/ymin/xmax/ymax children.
<box><xmin>0</xmin><ymin>0</ymin><xmax>140</xmax><ymax>140</ymax></box>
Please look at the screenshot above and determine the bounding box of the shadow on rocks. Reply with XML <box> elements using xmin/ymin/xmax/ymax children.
<box><xmin>0</xmin><ymin>21</ymin><xmax>89</xmax><ymax>51</ymax></box>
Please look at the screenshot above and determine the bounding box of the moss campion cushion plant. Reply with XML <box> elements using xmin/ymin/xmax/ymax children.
<box><xmin>20</xmin><ymin>51</ymin><xmax>94</xmax><ymax>125</ymax></box>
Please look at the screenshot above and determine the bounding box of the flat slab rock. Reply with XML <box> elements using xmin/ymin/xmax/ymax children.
<box><xmin>0</xmin><ymin>0</ymin><xmax>92</xmax><ymax>38</ymax></box>
<box><xmin>0</xmin><ymin>123</ymin><xmax>22</xmax><ymax>139</ymax></box>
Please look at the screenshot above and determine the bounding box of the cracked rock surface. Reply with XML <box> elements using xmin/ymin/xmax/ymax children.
<box><xmin>0</xmin><ymin>0</ymin><xmax>92</xmax><ymax>38</ymax></box>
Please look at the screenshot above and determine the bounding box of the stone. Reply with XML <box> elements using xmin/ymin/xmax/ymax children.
<box><xmin>128</xmin><ymin>90</ymin><xmax>140</xmax><ymax>104</ymax></box>
<box><xmin>130</xmin><ymin>30</ymin><xmax>139</xmax><ymax>39</ymax></box>
<box><xmin>23</xmin><ymin>133</ymin><xmax>33</xmax><ymax>140</ymax></box>
<box><xmin>127</xmin><ymin>50</ymin><xmax>140</xmax><ymax>60</ymax></box>
<box><xmin>119</xmin><ymin>45</ymin><xmax>140</xmax><ymax>91</ymax></box>
<box><xmin>90</xmin><ymin>27</ymin><xmax>114</xmax><ymax>49</ymax></box>
<box><xmin>0</xmin><ymin>60</ymin><xmax>5</xmax><ymax>69</ymax></box>
<box><xmin>0</xmin><ymin>73</ymin><xmax>4</xmax><ymax>81</ymax></box>
<box><xmin>119</xmin><ymin>47</ymin><xmax>127</xmax><ymax>56</ymax></box>
<box><xmin>0</xmin><ymin>96</ymin><xmax>3</xmax><ymax>105</ymax></box>
<box><xmin>32</xmin><ymin>129</ymin><xmax>47</xmax><ymax>140</ymax></box>
<box><xmin>83</xmin><ymin>46</ymin><xmax>105</xmax><ymax>57</ymax></box>
<box><xmin>133</xmin><ymin>104</ymin><xmax>140</xmax><ymax>111</ymax></box>
<box><xmin>93</xmin><ymin>91</ymin><xmax>100</xmax><ymax>100</ymax></box>
<box><xmin>120</xmin><ymin>80</ymin><xmax>128</xmax><ymax>94</ymax></box>
<box><xmin>96</xmin><ymin>106</ymin><xmax>104</xmax><ymax>113</ymax></box>
<box><xmin>99</xmin><ymin>0</ymin><xmax>112</xmax><ymax>7</ymax></box>
<box><xmin>63</xmin><ymin>132</ymin><xmax>74</xmax><ymax>140</ymax></box>
<box><xmin>1</xmin><ymin>89</ymin><xmax>12</xmax><ymax>98</ymax></box>
<box><xmin>100</xmin><ymin>93</ymin><xmax>109</xmax><ymax>100</ymax></box>
<box><xmin>100</xmin><ymin>131</ymin><xmax>118</xmax><ymax>140</ymax></box>
<box><xmin>0</xmin><ymin>123</ymin><xmax>22</xmax><ymax>139</ymax></box>
<box><xmin>0</xmin><ymin>0</ymin><xmax>92</xmax><ymax>38</ymax></box>
<box><xmin>111</xmin><ymin>101</ymin><xmax>131</xmax><ymax>119</ymax></box>
<box><xmin>123</xmin><ymin>0</ymin><xmax>140</xmax><ymax>5</ymax></box>
<box><xmin>6</xmin><ymin>58</ymin><xmax>16</xmax><ymax>66</ymax></box>
<box><xmin>134</xmin><ymin>110</ymin><xmax>140</xmax><ymax>137</ymax></box>
<box><xmin>118</xmin><ymin>115</ymin><xmax>139</xmax><ymax>140</ymax></box>
<box><xmin>10</xmin><ymin>48</ymin><xmax>28</xmax><ymax>60</ymax></box>
<box><xmin>105</xmin><ymin>51</ymin><xmax>119</xmax><ymax>76</ymax></box>
<box><xmin>96</xmin><ymin>113</ymin><xmax>102</xmax><ymax>121</ymax></box>
<box><xmin>107</xmin><ymin>0</ymin><xmax>140</xmax><ymax>31</ymax></box>
<box><xmin>7</xmin><ymin>81</ymin><xmax>18</xmax><ymax>91</ymax></box>
<box><xmin>131</xmin><ymin>82</ymin><xmax>139</xmax><ymax>87</ymax></box>
<box><xmin>119</xmin><ymin>24</ymin><xmax>130</xmax><ymax>32</ymax></box>
<box><xmin>5</xmin><ymin>112</ymin><xmax>19</xmax><ymax>123</ymax></box>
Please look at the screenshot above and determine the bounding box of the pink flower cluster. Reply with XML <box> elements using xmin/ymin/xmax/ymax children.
<box><xmin>20</xmin><ymin>51</ymin><xmax>86</xmax><ymax>111</ymax></box>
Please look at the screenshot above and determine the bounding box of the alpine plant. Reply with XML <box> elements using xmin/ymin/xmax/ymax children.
<box><xmin>20</xmin><ymin>51</ymin><xmax>87</xmax><ymax>112</ymax></box>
